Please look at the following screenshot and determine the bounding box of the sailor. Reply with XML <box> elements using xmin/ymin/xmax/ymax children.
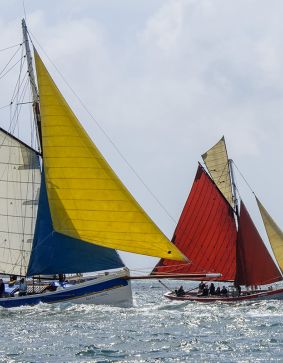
<box><xmin>58</xmin><ymin>274</ymin><xmax>65</xmax><ymax>284</ymax></box>
<box><xmin>19</xmin><ymin>278</ymin><xmax>27</xmax><ymax>296</ymax></box>
<box><xmin>235</xmin><ymin>284</ymin><xmax>241</xmax><ymax>296</ymax></box>
<box><xmin>176</xmin><ymin>285</ymin><xmax>185</xmax><ymax>296</ymax></box>
<box><xmin>198</xmin><ymin>281</ymin><xmax>205</xmax><ymax>293</ymax></box>
<box><xmin>215</xmin><ymin>286</ymin><xmax>221</xmax><ymax>295</ymax></box>
<box><xmin>0</xmin><ymin>279</ymin><xmax>5</xmax><ymax>298</ymax></box>
<box><xmin>209</xmin><ymin>283</ymin><xmax>216</xmax><ymax>295</ymax></box>
<box><xmin>9</xmin><ymin>275</ymin><xmax>17</xmax><ymax>287</ymax></box>
<box><xmin>202</xmin><ymin>284</ymin><xmax>209</xmax><ymax>296</ymax></box>
<box><xmin>220</xmin><ymin>286</ymin><xmax>228</xmax><ymax>296</ymax></box>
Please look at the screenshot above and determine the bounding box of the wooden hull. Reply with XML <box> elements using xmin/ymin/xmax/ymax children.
<box><xmin>0</xmin><ymin>270</ymin><xmax>132</xmax><ymax>308</ymax></box>
<box><xmin>164</xmin><ymin>288</ymin><xmax>283</xmax><ymax>302</ymax></box>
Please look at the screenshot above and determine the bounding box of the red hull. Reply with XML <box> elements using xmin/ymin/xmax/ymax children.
<box><xmin>164</xmin><ymin>288</ymin><xmax>283</xmax><ymax>302</ymax></box>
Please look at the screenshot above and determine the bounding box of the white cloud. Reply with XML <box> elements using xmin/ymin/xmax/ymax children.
<box><xmin>139</xmin><ymin>0</ymin><xmax>185</xmax><ymax>53</ymax></box>
<box><xmin>1</xmin><ymin>0</ymin><xmax>283</xmax><ymax>270</ymax></box>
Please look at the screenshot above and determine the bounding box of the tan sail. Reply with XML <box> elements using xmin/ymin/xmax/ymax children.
<box><xmin>201</xmin><ymin>136</ymin><xmax>233</xmax><ymax>206</ymax></box>
<box><xmin>256</xmin><ymin>197</ymin><xmax>283</xmax><ymax>272</ymax></box>
<box><xmin>34</xmin><ymin>50</ymin><xmax>186</xmax><ymax>262</ymax></box>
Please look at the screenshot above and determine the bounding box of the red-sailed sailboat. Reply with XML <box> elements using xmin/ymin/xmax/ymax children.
<box><xmin>152</xmin><ymin>137</ymin><xmax>283</xmax><ymax>302</ymax></box>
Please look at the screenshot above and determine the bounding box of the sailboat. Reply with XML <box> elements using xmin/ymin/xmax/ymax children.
<box><xmin>0</xmin><ymin>20</ymin><xmax>192</xmax><ymax>308</ymax></box>
<box><xmin>152</xmin><ymin>137</ymin><xmax>283</xmax><ymax>302</ymax></box>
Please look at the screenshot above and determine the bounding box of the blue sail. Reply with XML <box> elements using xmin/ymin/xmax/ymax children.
<box><xmin>27</xmin><ymin>172</ymin><xmax>125</xmax><ymax>276</ymax></box>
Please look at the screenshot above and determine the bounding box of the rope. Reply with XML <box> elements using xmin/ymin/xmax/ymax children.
<box><xmin>0</xmin><ymin>44</ymin><xmax>22</xmax><ymax>53</ymax></box>
<box><xmin>232</xmin><ymin>160</ymin><xmax>255</xmax><ymax>196</ymax></box>
<box><xmin>0</xmin><ymin>45</ymin><xmax>22</xmax><ymax>77</ymax></box>
<box><xmin>0</xmin><ymin>103</ymin><xmax>12</xmax><ymax>111</ymax></box>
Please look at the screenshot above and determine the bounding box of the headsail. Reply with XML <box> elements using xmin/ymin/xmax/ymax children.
<box><xmin>235</xmin><ymin>201</ymin><xmax>282</xmax><ymax>286</ymax></box>
<box><xmin>27</xmin><ymin>171</ymin><xmax>124</xmax><ymax>275</ymax></box>
<box><xmin>0</xmin><ymin>128</ymin><xmax>40</xmax><ymax>276</ymax></box>
<box><xmin>34</xmin><ymin>50</ymin><xmax>185</xmax><ymax>262</ymax></box>
<box><xmin>201</xmin><ymin>137</ymin><xmax>233</xmax><ymax>206</ymax></box>
<box><xmin>152</xmin><ymin>164</ymin><xmax>237</xmax><ymax>280</ymax></box>
<box><xmin>256</xmin><ymin>197</ymin><xmax>283</xmax><ymax>273</ymax></box>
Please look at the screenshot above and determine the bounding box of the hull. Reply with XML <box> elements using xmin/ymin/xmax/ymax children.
<box><xmin>0</xmin><ymin>271</ymin><xmax>132</xmax><ymax>308</ymax></box>
<box><xmin>164</xmin><ymin>288</ymin><xmax>283</xmax><ymax>303</ymax></box>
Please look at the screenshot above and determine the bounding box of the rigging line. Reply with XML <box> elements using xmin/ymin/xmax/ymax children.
<box><xmin>0</xmin><ymin>103</ymin><xmax>12</xmax><ymax>111</ymax></box>
<box><xmin>0</xmin><ymin>56</ymin><xmax>25</xmax><ymax>82</ymax></box>
<box><xmin>232</xmin><ymin>160</ymin><xmax>255</xmax><ymax>196</ymax></box>
<box><xmin>28</xmin><ymin>30</ymin><xmax>178</xmax><ymax>226</ymax></box>
<box><xmin>0</xmin><ymin>44</ymin><xmax>22</xmax><ymax>53</ymax></box>
<box><xmin>10</xmin><ymin>48</ymin><xmax>27</xmax><ymax>103</ymax></box>
<box><xmin>5</xmin><ymin>78</ymin><xmax>30</xmax><ymax>157</ymax></box>
<box><xmin>0</xmin><ymin>45</ymin><xmax>21</xmax><ymax>77</ymax></box>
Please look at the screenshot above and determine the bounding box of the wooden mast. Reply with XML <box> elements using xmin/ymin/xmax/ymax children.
<box><xmin>229</xmin><ymin>159</ymin><xmax>239</xmax><ymax>217</ymax></box>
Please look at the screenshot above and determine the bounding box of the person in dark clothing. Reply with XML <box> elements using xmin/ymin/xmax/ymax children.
<box><xmin>198</xmin><ymin>281</ymin><xmax>205</xmax><ymax>292</ymax></box>
<box><xmin>220</xmin><ymin>286</ymin><xmax>228</xmax><ymax>296</ymax></box>
<box><xmin>235</xmin><ymin>284</ymin><xmax>241</xmax><ymax>296</ymax></box>
<box><xmin>0</xmin><ymin>279</ymin><xmax>5</xmax><ymax>298</ymax></box>
<box><xmin>202</xmin><ymin>285</ymin><xmax>209</xmax><ymax>296</ymax></box>
<box><xmin>209</xmin><ymin>283</ymin><xmax>216</xmax><ymax>295</ymax></box>
<box><xmin>58</xmin><ymin>274</ymin><xmax>65</xmax><ymax>284</ymax></box>
<box><xmin>215</xmin><ymin>286</ymin><xmax>221</xmax><ymax>295</ymax></box>
<box><xmin>176</xmin><ymin>285</ymin><xmax>185</xmax><ymax>296</ymax></box>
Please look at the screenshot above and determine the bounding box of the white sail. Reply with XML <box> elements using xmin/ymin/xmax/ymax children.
<box><xmin>0</xmin><ymin>129</ymin><xmax>41</xmax><ymax>276</ymax></box>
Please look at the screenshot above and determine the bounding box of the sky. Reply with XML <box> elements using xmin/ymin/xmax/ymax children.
<box><xmin>0</xmin><ymin>0</ymin><xmax>283</xmax><ymax>272</ymax></box>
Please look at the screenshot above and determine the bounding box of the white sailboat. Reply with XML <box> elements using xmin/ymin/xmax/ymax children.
<box><xmin>0</xmin><ymin>20</ymin><xmax>188</xmax><ymax>308</ymax></box>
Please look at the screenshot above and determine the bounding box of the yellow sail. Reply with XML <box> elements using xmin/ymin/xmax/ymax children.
<box><xmin>201</xmin><ymin>136</ymin><xmax>233</xmax><ymax>206</ymax></box>
<box><xmin>256</xmin><ymin>197</ymin><xmax>283</xmax><ymax>272</ymax></box>
<box><xmin>34</xmin><ymin>51</ymin><xmax>185</xmax><ymax>261</ymax></box>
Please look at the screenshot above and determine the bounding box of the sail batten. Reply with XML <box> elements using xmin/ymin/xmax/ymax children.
<box><xmin>34</xmin><ymin>50</ymin><xmax>185</xmax><ymax>262</ymax></box>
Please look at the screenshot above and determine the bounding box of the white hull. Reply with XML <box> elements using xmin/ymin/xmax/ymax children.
<box><xmin>0</xmin><ymin>270</ymin><xmax>133</xmax><ymax>308</ymax></box>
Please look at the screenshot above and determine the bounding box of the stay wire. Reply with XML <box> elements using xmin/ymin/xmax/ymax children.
<box><xmin>0</xmin><ymin>43</ymin><xmax>22</xmax><ymax>53</ymax></box>
<box><xmin>232</xmin><ymin>160</ymin><xmax>255</xmax><ymax>196</ymax></box>
<box><xmin>0</xmin><ymin>56</ymin><xmax>25</xmax><ymax>82</ymax></box>
<box><xmin>0</xmin><ymin>45</ymin><xmax>22</xmax><ymax>77</ymax></box>
<box><xmin>28</xmin><ymin>30</ymin><xmax>178</xmax><ymax>226</ymax></box>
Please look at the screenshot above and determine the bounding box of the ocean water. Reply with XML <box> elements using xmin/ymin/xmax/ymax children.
<box><xmin>0</xmin><ymin>280</ymin><xmax>282</xmax><ymax>363</ymax></box>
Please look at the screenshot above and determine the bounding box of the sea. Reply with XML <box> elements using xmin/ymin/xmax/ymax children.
<box><xmin>0</xmin><ymin>280</ymin><xmax>282</xmax><ymax>363</ymax></box>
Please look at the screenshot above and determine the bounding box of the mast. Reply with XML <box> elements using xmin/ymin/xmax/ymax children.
<box><xmin>21</xmin><ymin>19</ymin><xmax>42</xmax><ymax>151</ymax></box>
<box><xmin>229</xmin><ymin>159</ymin><xmax>239</xmax><ymax>217</ymax></box>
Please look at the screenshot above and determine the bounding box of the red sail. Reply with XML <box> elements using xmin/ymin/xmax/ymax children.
<box><xmin>152</xmin><ymin>164</ymin><xmax>237</xmax><ymax>281</ymax></box>
<box><xmin>235</xmin><ymin>201</ymin><xmax>282</xmax><ymax>286</ymax></box>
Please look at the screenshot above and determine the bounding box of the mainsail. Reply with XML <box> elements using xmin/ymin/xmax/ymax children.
<box><xmin>0</xmin><ymin>128</ymin><xmax>40</xmax><ymax>276</ymax></box>
<box><xmin>256</xmin><ymin>197</ymin><xmax>283</xmax><ymax>273</ymax></box>
<box><xmin>33</xmin><ymin>50</ymin><xmax>185</xmax><ymax>262</ymax></box>
<box><xmin>152</xmin><ymin>164</ymin><xmax>237</xmax><ymax>281</ymax></box>
<box><xmin>235</xmin><ymin>201</ymin><xmax>282</xmax><ymax>286</ymax></box>
<box><xmin>201</xmin><ymin>137</ymin><xmax>233</xmax><ymax>206</ymax></box>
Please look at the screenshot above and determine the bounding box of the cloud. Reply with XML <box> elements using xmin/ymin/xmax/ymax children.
<box><xmin>1</xmin><ymin>0</ymin><xmax>283</xmax><ymax>270</ymax></box>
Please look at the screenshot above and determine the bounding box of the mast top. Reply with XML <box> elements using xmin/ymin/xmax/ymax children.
<box><xmin>21</xmin><ymin>19</ymin><xmax>42</xmax><ymax>151</ymax></box>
